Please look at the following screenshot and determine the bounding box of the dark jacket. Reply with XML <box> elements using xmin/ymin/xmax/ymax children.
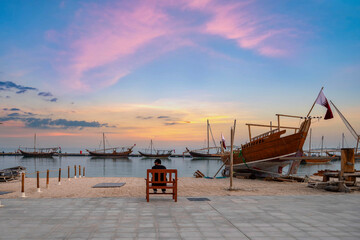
<box><xmin>152</xmin><ymin>164</ymin><xmax>166</xmax><ymax>186</ymax></box>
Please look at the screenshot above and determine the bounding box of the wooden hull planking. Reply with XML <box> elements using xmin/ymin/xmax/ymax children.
<box><xmin>222</xmin><ymin>119</ymin><xmax>311</xmax><ymax>175</ymax></box>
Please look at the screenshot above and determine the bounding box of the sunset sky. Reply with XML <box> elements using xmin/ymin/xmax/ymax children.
<box><xmin>0</xmin><ymin>0</ymin><xmax>359</xmax><ymax>152</ymax></box>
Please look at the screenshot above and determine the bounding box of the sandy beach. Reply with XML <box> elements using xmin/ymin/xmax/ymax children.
<box><xmin>0</xmin><ymin>176</ymin><xmax>352</xmax><ymax>199</ymax></box>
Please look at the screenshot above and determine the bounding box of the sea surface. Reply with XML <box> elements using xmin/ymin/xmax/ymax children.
<box><xmin>1</xmin><ymin>155</ymin><xmax>359</xmax><ymax>178</ymax></box>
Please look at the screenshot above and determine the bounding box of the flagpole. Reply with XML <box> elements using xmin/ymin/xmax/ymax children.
<box><xmin>307</xmin><ymin>87</ymin><xmax>324</xmax><ymax>117</ymax></box>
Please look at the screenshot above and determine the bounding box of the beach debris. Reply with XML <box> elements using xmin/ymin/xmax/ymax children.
<box><xmin>0</xmin><ymin>166</ymin><xmax>26</xmax><ymax>182</ymax></box>
<box><xmin>264</xmin><ymin>176</ymin><xmax>308</xmax><ymax>182</ymax></box>
<box><xmin>193</xmin><ymin>170</ymin><xmax>205</xmax><ymax>178</ymax></box>
<box><xmin>92</xmin><ymin>183</ymin><xmax>126</xmax><ymax>188</ymax></box>
<box><xmin>308</xmin><ymin>148</ymin><xmax>360</xmax><ymax>192</ymax></box>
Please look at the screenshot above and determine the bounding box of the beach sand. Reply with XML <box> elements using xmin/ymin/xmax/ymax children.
<box><xmin>1</xmin><ymin>176</ymin><xmax>351</xmax><ymax>199</ymax></box>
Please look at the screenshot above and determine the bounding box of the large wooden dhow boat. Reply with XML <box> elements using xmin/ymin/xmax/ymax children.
<box><xmin>138</xmin><ymin>140</ymin><xmax>174</xmax><ymax>158</ymax></box>
<box><xmin>222</xmin><ymin>114</ymin><xmax>311</xmax><ymax>176</ymax></box>
<box><xmin>18</xmin><ymin>134</ymin><xmax>59</xmax><ymax>157</ymax></box>
<box><xmin>185</xmin><ymin>119</ymin><xmax>225</xmax><ymax>159</ymax></box>
<box><xmin>86</xmin><ymin>133</ymin><xmax>135</xmax><ymax>157</ymax></box>
<box><xmin>222</xmin><ymin>88</ymin><xmax>336</xmax><ymax>177</ymax></box>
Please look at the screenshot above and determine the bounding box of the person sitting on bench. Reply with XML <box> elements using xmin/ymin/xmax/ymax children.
<box><xmin>152</xmin><ymin>159</ymin><xmax>166</xmax><ymax>193</ymax></box>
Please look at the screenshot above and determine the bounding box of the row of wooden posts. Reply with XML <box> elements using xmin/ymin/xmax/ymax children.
<box><xmin>21</xmin><ymin>165</ymin><xmax>85</xmax><ymax>197</ymax></box>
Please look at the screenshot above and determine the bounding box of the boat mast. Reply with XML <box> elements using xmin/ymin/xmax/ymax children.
<box><xmin>207</xmin><ymin>119</ymin><xmax>209</xmax><ymax>154</ymax></box>
<box><xmin>342</xmin><ymin>133</ymin><xmax>344</xmax><ymax>148</ymax></box>
<box><xmin>150</xmin><ymin>139</ymin><xmax>153</xmax><ymax>155</ymax></box>
<box><xmin>103</xmin><ymin>133</ymin><xmax>105</xmax><ymax>153</ymax></box>
<box><xmin>34</xmin><ymin>133</ymin><xmax>36</xmax><ymax>152</ymax></box>
<box><xmin>321</xmin><ymin>136</ymin><xmax>324</xmax><ymax>156</ymax></box>
<box><xmin>309</xmin><ymin>128</ymin><xmax>312</xmax><ymax>153</ymax></box>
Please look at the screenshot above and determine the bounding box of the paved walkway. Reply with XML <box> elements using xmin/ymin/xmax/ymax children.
<box><xmin>0</xmin><ymin>194</ymin><xmax>359</xmax><ymax>240</ymax></box>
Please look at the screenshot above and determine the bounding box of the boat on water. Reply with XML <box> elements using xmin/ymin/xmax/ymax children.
<box><xmin>18</xmin><ymin>134</ymin><xmax>59</xmax><ymax>157</ymax></box>
<box><xmin>302</xmin><ymin>130</ymin><xmax>332</xmax><ymax>164</ymax></box>
<box><xmin>138</xmin><ymin>140</ymin><xmax>173</xmax><ymax>158</ymax></box>
<box><xmin>185</xmin><ymin>119</ymin><xmax>224</xmax><ymax>159</ymax></box>
<box><xmin>86</xmin><ymin>133</ymin><xmax>135</xmax><ymax>157</ymax></box>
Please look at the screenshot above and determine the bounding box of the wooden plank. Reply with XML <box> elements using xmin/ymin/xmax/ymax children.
<box><xmin>245</xmin><ymin>123</ymin><xmax>299</xmax><ymax>130</ymax></box>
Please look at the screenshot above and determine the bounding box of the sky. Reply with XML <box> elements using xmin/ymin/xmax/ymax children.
<box><xmin>0</xmin><ymin>0</ymin><xmax>359</xmax><ymax>152</ymax></box>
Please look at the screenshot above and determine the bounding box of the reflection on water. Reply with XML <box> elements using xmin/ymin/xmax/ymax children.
<box><xmin>1</xmin><ymin>155</ymin><xmax>358</xmax><ymax>178</ymax></box>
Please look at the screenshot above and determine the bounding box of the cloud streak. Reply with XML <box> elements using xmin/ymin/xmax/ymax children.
<box><xmin>0</xmin><ymin>116</ymin><xmax>111</xmax><ymax>130</ymax></box>
<box><xmin>0</xmin><ymin>81</ymin><xmax>58</xmax><ymax>103</ymax></box>
<box><xmin>0</xmin><ymin>81</ymin><xmax>37</xmax><ymax>93</ymax></box>
<box><xmin>47</xmin><ymin>0</ymin><xmax>300</xmax><ymax>91</ymax></box>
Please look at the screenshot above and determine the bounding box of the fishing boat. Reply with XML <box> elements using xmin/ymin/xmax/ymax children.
<box><xmin>221</xmin><ymin>87</ymin><xmax>335</xmax><ymax>177</ymax></box>
<box><xmin>302</xmin><ymin>131</ymin><xmax>332</xmax><ymax>164</ymax></box>
<box><xmin>138</xmin><ymin>140</ymin><xmax>173</xmax><ymax>158</ymax></box>
<box><xmin>18</xmin><ymin>134</ymin><xmax>59</xmax><ymax>157</ymax></box>
<box><xmin>86</xmin><ymin>133</ymin><xmax>135</xmax><ymax>157</ymax></box>
<box><xmin>222</xmin><ymin>114</ymin><xmax>311</xmax><ymax>176</ymax></box>
<box><xmin>185</xmin><ymin>119</ymin><xmax>224</xmax><ymax>158</ymax></box>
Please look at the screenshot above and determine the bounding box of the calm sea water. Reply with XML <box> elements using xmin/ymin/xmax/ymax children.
<box><xmin>0</xmin><ymin>155</ymin><xmax>358</xmax><ymax>178</ymax></box>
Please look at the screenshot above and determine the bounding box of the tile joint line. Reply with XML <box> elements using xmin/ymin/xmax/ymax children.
<box><xmin>207</xmin><ymin>201</ymin><xmax>251</xmax><ymax>240</ymax></box>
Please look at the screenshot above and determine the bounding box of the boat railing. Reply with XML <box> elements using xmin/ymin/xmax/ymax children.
<box><xmin>241</xmin><ymin>129</ymin><xmax>280</xmax><ymax>149</ymax></box>
<box><xmin>19</xmin><ymin>147</ymin><xmax>59</xmax><ymax>153</ymax></box>
<box><xmin>91</xmin><ymin>147</ymin><xmax>131</xmax><ymax>153</ymax></box>
<box><xmin>251</xmin><ymin>129</ymin><xmax>280</xmax><ymax>142</ymax></box>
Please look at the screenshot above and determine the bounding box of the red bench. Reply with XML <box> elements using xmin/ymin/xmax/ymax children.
<box><xmin>146</xmin><ymin>169</ymin><xmax>177</xmax><ymax>202</ymax></box>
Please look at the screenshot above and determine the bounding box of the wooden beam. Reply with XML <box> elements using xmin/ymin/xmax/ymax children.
<box><xmin>276</xmin><ymin>114</ymin><xmax>304</xmax><ymax>119</ymax></box>
<box><xmin>245</xmin><ymin>123</ymin><xmax>299</xmax><ymax>130</ymax></box>
<box><xmin>247</xmin><ymin>125</ymin><xmax>251</xmax><ymax>141</ymax></box>
<box><xmin>277</xmin><ymin>115</ymin><xmax>280</xmax><ymax>130</ymax></box>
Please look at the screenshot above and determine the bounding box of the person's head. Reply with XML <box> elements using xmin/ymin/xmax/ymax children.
<box><xmin>154</xmin><ymin>159</ymin><xmax>161</xmax><ymax>165</ymax></box>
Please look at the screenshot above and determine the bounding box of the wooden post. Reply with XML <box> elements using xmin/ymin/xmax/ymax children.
<box><xmin>37</xmin><ymin>171</ymin><xmax>41</xmax><ymax>192</ymax></box>
<box><xmin>207</xmin><ymin>119</ymin><xmax>209</xmax><ymax>154</ymax></box>
<box><xmin>340</xmin><ymin>148</ymin><xmax>355</xmax><ymax>182</ymax></box>
<box><xmin>58</xmin><ymin>168</ymin><xmax>61</xmax><ymax>185</ymax></box>
<box><xmin>74</xmin><ymin>165</ymin><xmax>77</xmax><ymax>179</ymax></box>
<box><xmin>83</xmin><ymin>167</ymin><xmax>85</xmax><ymax>177</ymax></box>
<box><xmin>277</xmin><ymin>115</ymin><xmax>280</xmax><ymax>130</ymax></box>
<box><xmin>68</xmin><ymin>166</ymin><xmax>70</xmax><ymax>181</ymax></box>
<box><xmin>46</xmin><ymin>169</ymin><xmax>49</xmax><ymax>188</ymax></box>
<box><xmin>79</xmin><ymin>165</ymin><xmax>81</xmax><ymax>178</ymax></box>
<box><xmin>230</xmin><ymin>127</ymin><xmax>234</xmax><ymax>190</ymax></box>
<box><xmin>309</xmin><ymin>128</ymin><xmax>312</xmax><ymax>154</ymax></box>
<box><xmin>21</xmin><ymin>172</ymin><xmax>26</xmax><ymax>198</ymax></box>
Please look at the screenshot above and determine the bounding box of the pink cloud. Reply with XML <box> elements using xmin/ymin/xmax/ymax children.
<box><xmin>185</xmin><ymin>0</ymin><xmax>297</xmax><ymax>57</ymax></box>
<box><xmin>55</xmin><ymin>1</ymin><xmax>191</xmax><ymax>91</ymax></box>
<box><xmin>48</xmin><ymin>0</ymin><xmax>300</xmax><ymax>91</ymax></box>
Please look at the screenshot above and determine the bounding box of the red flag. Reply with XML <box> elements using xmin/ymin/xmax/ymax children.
<box><xmin>315</xmin><ymin>90</ymin><xmax>333</xmax><ymax>120</ymax></box>
<box><xmin>221</xmin><ymin>133</ymin><xmax>226</xmax><ymax>149</ymax></box>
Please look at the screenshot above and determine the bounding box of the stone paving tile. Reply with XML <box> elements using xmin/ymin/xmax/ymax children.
<box><xmin>0</xmin><ymin>194</ymin><xmax>360</xmax><ymax>240</ymax></box>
